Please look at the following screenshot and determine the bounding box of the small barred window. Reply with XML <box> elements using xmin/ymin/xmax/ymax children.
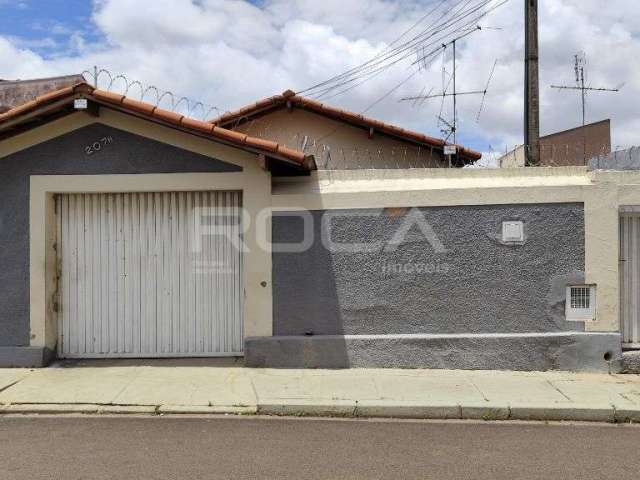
<box><xmin>566</xmin><ymin>285</ymin><xmax>596</xmax><ymax>322</ymax></box>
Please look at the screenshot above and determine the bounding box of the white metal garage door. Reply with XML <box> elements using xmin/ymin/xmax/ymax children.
<box><xmin>620</xmin><ymin>214</ymin><xmax>640</xmax><ymax>347</ymax></box>
<box><xmin>56</xmin><ymin>191</ymin><xmax>244</xmax><ymax>358</ymax></box>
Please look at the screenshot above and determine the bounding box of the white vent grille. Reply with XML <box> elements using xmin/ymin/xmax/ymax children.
<box><xmin>502</xmin><ymin>221</ymin><xmax>524</xmax><ymax>243</ymax></box>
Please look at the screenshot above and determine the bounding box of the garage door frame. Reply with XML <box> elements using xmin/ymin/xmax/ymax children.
<box><xmin>29</xmin><ymin>169</ymin><xmax>273</xmax><ymax>355</ymax></box>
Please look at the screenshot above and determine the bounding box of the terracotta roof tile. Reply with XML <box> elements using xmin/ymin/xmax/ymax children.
<box><xmin>212</xmin><ymin>126</ymin><xmax>248</xmax><ymax>143</ymax></box>
<box><xmin>211</xmin><ymin>91</ymin><xmax>481</xmax><ymax>163</ymax></box>
<box><xmin>92</xmin><ymin>89</ymin><xmax>125</xmax><ymax>104</ymax></box>
<box><xmin>0</xmin><ymin>99</ymin><xmax>39</xmax><ymax>120</ymax></box>
<box><xmin>0</xmin><ymin>82</ymin><xmax>312</xmax><ymax>169</ymax></box>
<box><xmin>121</xmin><ymin>97</ymin><xmax>156</xmax><ymax>116</ymax></box>
<box><xmin>180</xmin><ymin>116</ymin><xmax>214</xmax><ymax>134</ymax></box>
<box><xmin>152</xmin><ymin>107</ymin><xmax>184</xmax><ymax>125</ymax></box>
<box><xmin>245</xmin><ymin>136</ymin><xmax>279</xmax><ymax>153</ymax></box>
<box><xmin>276</xmin><ymin>144</ymin><xmax>304</xmax><ymax>159</ymax></box>
<box><xmin>35</xmin><ymin>85</ymin><xmax>75</xmax><ymax>103</ymax></box>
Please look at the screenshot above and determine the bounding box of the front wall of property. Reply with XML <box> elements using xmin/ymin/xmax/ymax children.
<box><xmin>273</xmin><ymin>203</ymin><xmax>586</xmax><ymax>336</ymax></box>
<box><xmin>0</xmin><ymin>123</ymin><xmax>241</xmax><ymax>347</ymax></box>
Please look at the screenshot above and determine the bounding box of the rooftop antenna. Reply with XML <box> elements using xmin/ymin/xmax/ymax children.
<box><xmin>401</xmin><ymin>29</ymin><xmax>497</xmax><ymax>166</ymax></box>
<box><xmin>550</xmin><ymin>52</ymin><xmax>622</xmax><ymax>162</ymax></box>
<box><xmin>551</xmin><ymin>53</ymin><xmax>621</xmax><ymax>128</ymax></box>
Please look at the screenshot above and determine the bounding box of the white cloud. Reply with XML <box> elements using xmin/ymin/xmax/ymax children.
<box><xmin>1</xmin><ymin>0</ymin><xmax>639</xmax><ymax>152</ymax></box>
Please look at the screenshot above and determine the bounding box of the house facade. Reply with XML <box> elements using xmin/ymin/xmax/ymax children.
<box><xmin>0</xmin><ymin>81</ymin><xmax>634</xmax><ymax>373</ymax></box>
<box><xmin>211</xmin><ymin>90</ymin><xmax>481</xmax><ymax>170</ymax></box>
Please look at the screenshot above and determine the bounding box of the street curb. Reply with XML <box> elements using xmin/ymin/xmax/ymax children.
<box><xmin>460</xmin><ymin>404</ymin><xmax>511</xmax><ymax>421</ymax></box>
<box><xmin>0</xmin><ymin>404</ymin><xmax>155</xmax><ymax>415</ymax></box>
<box><xmin>1</xmin><ymin>402</ymin><xmax>639</xmax><ymax>423</ymax></box>
<box><xmin>508</xmin><ymin>404</ymin><xmax>616</xmax><ymax>423</ymax></box>
<box><xmin>157</xmin><ymin>405</ymin><xmax>257</xmax><ymax>415</ymax></box>
<box><xmin>613</xmin><ymin>407</ymin><xmax>640</xmax><ymax>423</ymax></box>
<box><xmin>0</xmin><ymin>404</ymin><xmax>252</xmax><ymax>416</ymax></box>
<box><xmin>257</xmin><ymin>402</ymin><xmax>637</xmax><ymax>423</ymax></box>
<box><xmin>257</xmin><ymin>400</ymin><xmax>357</xmax><ymax>417</ymax></box>
<box><xmin>355</xmin><ymin>401</ymin><xmax>461</xmax><ymax>419</ymax></box>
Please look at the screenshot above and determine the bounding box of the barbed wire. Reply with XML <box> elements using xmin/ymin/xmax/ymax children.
<box><xmin>493</xmin><ymin>143</ymin><xmax>640</xmax><ymax>169</ymax></box>
<box><xmin>81</xmin><ymin>67</ymin><xmax>223</xmax><ymax>121</ymax></box>
<box><xmin>61</xmin><ymin>68</ymin><xmax>640</xmax><ymax>172</ymax></box>
<box><xmin>235</xmin><ymin>123</ymin><xmax>457</xmax><ymax>170</ymax></box>
<box><xmin>236</xmin><ymin>120</ymin><xmax>640</xmax><ymax>171</ymax></box>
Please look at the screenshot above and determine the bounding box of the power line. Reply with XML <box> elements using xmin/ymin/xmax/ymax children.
<box><xmin>400</xmin><ymin>35</ymin><xmax>498</xmax><ymax>150</ymax></box>
<box><xmin>317</xmin><ymin>27</ymin><xmax>486</xmax><ymax>150</ymax></box>
<box><xmin>298</xmin><ymin>0</ymin><xmax>477</xmax><ymax>96</ymax></box>
<box><xmin>313</xmin><ymin>18</ymin><xmax>484</xmax><ymax>101</ymax></box>
<box><xmin>288</xmin><ymin>1</ymin><xmax>510</xmax><ymax>159</ymax></box>
<box><xmin>314</xmin><ymin>54</ymin><xmax>445</xmax><ymax>145</ymax></box>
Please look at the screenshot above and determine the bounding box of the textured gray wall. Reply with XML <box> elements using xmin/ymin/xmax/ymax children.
<box><xmin>0</xmin><ymin>122</ymin><xmax>241</xmax><ymax>347</ymax></box>
<box><xmin>273</xmin><ymin>204</ymin><xmax>585</xmax><ymax>336</ymax></box>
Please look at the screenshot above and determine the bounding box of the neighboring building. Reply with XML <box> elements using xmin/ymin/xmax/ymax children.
<box><xmin>0</xmin><ymin>74</ymin><xmax>84</xmax><ymax>113</ymax></box>
<box><xmin>0</xmin><ymin>81</ymin><xmax>631</xmax><ymax>374</ymax></box>
<box><xmin>498</xmin><ymin>119</ymin><xmax>611</xmax><ymax>167</ymax></box>
<box><xmin>211</xmin><ymin>90</ymin><xmax>481</xmax><ymax>169</ymax></box>
<box><xmin>498</xmin><ymin>144</ymin><xmax>526</xmax><ymax>168</ymax></box>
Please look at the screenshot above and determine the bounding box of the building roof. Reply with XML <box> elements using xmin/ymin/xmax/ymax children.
<box><xmin>0</xmin><ymin>74</ymin><xmax>84</xmax><ymax>87</ymax></box>
<box><xmin>0</xmin><ymin>74</ymin><xmax>85</xmax><ymax>113</ymax></box>
<box><xmin>539</xmin><ymin>119</ymin><xmax>611</xmax><ymax>141</ymax></box>
<box><xmin>211</xmin><ymin>90</ymin><xmax>482</xmax><ymax>163</ymax></box>
<box><xmin>0</xmin><ymin>82</ymin><xmax>315</xmax><ymax>170</ymax></box>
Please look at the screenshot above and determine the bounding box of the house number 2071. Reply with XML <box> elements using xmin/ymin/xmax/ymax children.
<box><xmin>85</xmin><ymin>136</ymin><xmax>114</xmax><ymax>156</ymax></box>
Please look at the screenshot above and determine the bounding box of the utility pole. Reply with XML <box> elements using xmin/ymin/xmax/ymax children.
<box><xmin>452</xmin><ymin>39</ymin><xmax>457</xmax><ymax>146</ymax></box>
<box><xmin>524</xmin><ymin>0</ymin><xmax>540</xmax><ymax>166</ymax></box>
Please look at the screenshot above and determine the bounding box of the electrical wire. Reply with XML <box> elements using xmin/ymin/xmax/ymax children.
<box><xmin>298</xmin><ymin>0</ymin><xmax>500</xmax><ymax>98</ymax></box>
<box><xmin>310</xmin><ymin>8</ymin><xmax>492</xmax><ymax>101</ymax></box>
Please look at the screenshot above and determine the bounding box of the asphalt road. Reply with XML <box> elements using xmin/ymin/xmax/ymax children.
<box><xmin>1</xmin><ymin>416</ymin><xmax>640</xmax><ymax>479</ymax></box>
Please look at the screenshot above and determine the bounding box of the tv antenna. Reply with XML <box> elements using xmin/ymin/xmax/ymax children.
<box><xmin>401</xmin><ymin>31</ymin><xmax>497</xmax><ymax>164</ymax></box>
<box><xmin>550</xmin><ymin>52</ymin><xmax>622</xmax><ymax>128</ymax></box>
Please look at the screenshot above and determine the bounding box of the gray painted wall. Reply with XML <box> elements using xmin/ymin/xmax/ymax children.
<box><xmin>0</xmin><ymin>123</ymin><xmax>241</xmax><ymax>346</ymax></box>
<box><xmin>273</xmin><ymin>204</ymin><xmax>585</xmax><ymax>336</ymax></box>
<box><xmin>245</xmin><ymin>332</ymin><xmax>622</xmax><ymax>372</ymax></box>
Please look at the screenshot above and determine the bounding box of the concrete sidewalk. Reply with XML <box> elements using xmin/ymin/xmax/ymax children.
<box><xmin>1</xmin><ymin>360</ymin><xmax>640</xmax><ymax>422</ymax></box>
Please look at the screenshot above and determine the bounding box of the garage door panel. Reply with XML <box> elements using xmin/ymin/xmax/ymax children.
<box><xmin>56</xmin><ymin>191</ymin><xmax>244</xmax><ymax>358</ymax></box>
<box><xmin>621</xmin><ymin>215</ymin><xmax>640</xmax><ymax>345</ymax></box>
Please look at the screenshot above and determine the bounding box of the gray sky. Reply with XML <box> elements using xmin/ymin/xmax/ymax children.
<box><xmin>1</xmin><ymin>0</ymin><xmax>637</xmax><ymax>159</ymax></box>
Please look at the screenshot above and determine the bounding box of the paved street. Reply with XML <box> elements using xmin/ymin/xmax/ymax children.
<box><xmin>1</xmin><ymin>416</ymin><xmax>639</xmax><ymax>479</ymax></box>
